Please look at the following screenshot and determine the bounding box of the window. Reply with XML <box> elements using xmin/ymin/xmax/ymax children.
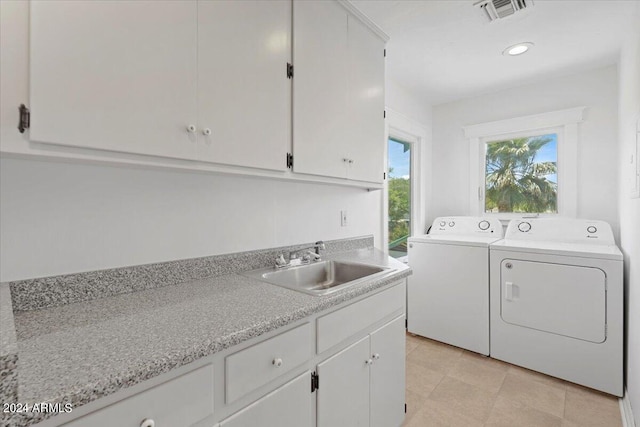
<box><xmin>483</xmin><ymin>132</ymin><xmax>558</xmax><ymax>214</ymax></box>
<box><xmin>388</xmin><ymin>138</ymin><xmax>412</xmax><ymax>258</ymax></box>
<box><xmin>464</xmin><ymin>107</ymin><xmax>585</xmax><ymax>218</ymax></box>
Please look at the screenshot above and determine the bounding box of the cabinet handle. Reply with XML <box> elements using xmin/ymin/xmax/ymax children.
<box><xmin>202</xmin><ymin>128</ymin><xmax>212</xmax><ymax>136</ymax></box>
<box><xmin>348</xmin><ymin>159</ymin><xmax>354</xmax><ymax>164</ymax></box>
<box><xmin>140</xmin><ymin>419</ymin><xmax>155</xmax><ymax>427</ymax></box>
<box><xmin>343</xmin><ymin>158</ymin><xmax>349</xmax><ymax>163</ymax></box>
<box><xmin>365</xmin><ymin>358</ymin><xmax>374</xmax><ymax>365</ymax></box>
<box><xmin>186</xmin><ymin>125</ymin><xmax>196</xmax><ymax>133</ymax></box>
<box><xmin>373</xmin><ymin>353</ymin><xmax>380</xmax><ymax>360</ymax></box>
<box><xmin>273</xmin><ymin>358</ymin><xmax>283</xmax><ymax>367</ymax></box>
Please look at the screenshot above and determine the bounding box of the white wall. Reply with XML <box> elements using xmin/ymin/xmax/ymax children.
<box><xmin>431</xmin><ymin>65</ymin><xmax>620</xmax><ymax>235</ymax></box>
<box><xmin>0</xmin><ymin>158</ymin><xmax>382</xmax><ymax>281</ymax></box>
<box><xmin>618</xmin><ymin>10</ymin><xmax>640</xmax><ymax>423</ymax></box>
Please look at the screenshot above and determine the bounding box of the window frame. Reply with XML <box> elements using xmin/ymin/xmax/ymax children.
<box><xmin>463</xmin><ymin>107</ymin><xmax>585</xmax><ymax>220</ymax></box>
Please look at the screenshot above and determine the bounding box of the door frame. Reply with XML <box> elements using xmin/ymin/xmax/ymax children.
<box><xmin>383</xmin><ymin>109</ymin><xmax>430</xmax><ymax>258</ymax></box>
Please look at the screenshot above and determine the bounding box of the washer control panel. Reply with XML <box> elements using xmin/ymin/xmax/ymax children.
<box><xmin>430</xmin><ymin>216</ymin><xmax>503</xmax><ymax>237</ymax></box>
<box><xmin>505</xmin><ymin>218</ymin><xmax>615</xmax><ymax>244</ymax></box>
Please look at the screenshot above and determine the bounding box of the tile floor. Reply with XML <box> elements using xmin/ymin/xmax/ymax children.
<box><xmin>403</xmin><ymin>333</ymin><xmax>622</xmax><ymax>427</ymax></box>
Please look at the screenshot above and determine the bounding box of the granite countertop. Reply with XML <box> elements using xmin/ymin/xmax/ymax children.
<box><xmin>1</xmin><ymin>242</ymin><xmax>411</xmax><ymax>427</ymax></box>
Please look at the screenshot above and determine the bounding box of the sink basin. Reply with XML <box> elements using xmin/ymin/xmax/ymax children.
<box><xmin>243</xmin><ymin>260</ymin><xmax>391</xmax><ymax>296</ymax></box>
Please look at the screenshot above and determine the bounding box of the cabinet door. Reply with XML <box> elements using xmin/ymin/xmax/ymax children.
<box><xmin>346</xmin><ymin>15</ymin><xmax>385</xmax><ymax>184</ymax></box>
<box><xmin>293</xmin><ymin>0</ymin><xmax>349</xmax><ymax>179</ymax></box>
<box><xmin>197</xmin><ymin>0</ymin><xmax>291</xmax><ymax>171</ymax></box>
<box><xmin>220</xmin><ymin>371</ymin><xmax>312</xmax><ymax>427</ymax></box>
<box><xmin>317</xmin><ymin>336</ymin><xmax>370</xmax><ymax>427</ymax></box>
<box><xmin>370</xmin><ymin>316</ymin><xmax>406</xmax><ymax>427</ymax></box>
<box><xmin>30</xmin><ymin>0</ymin><xmax>198</xmax><ymax>160</ymax></box>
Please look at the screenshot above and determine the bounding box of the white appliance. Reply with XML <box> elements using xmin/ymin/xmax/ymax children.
<box><xmin>407</xmin><ymin>216</ymin><xmax>504</xmax><ymax>355</ymax></box>
<box><xmin>490</xmin><ymin>218</ymin><xmax>623</xmax><ymax>396</ymax></box>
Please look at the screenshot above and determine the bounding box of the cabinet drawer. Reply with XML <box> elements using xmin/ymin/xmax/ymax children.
<box><xmin>317</xmin><ymin>283</ymin><xmax>405</xmax><ymax>353</ymax></box>
<box><xmin>63</xmin><ymin>364</ymin><xmax>214</xmax><ymax>427</ymax></box>
<box><xmin>225</xmin><ymin>322</ymin><xmax>312</xmax><ymax>403</ymax></box>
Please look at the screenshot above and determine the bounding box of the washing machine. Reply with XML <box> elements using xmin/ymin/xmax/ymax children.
<box><xmin>407</xmin><ymin>216</ymin><xmax>504</xmax><ymax>355</ymax></box>
<box><xmin>490</xmin><ymin>218</ymin><xmax>623</xmax><ymax>396</ymax></box>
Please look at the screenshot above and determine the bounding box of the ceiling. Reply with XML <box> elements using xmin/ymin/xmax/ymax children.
<box><xmin>352</xmin><ymin>0</ymin><xmax>640</xmax><ymax>106</ymax></box>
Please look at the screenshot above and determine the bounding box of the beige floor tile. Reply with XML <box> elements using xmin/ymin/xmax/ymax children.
<box><xmin>564</xmin><ymin>386</ymin><xmax>622</xmax><ymax>427</ymax></box>
<box><xmin>404</xmin><ymin>399</ymin><xmax>484</xmax><ymax>427</ymax></box>
<box><xmin>461</xmin><ymin>350</ymin><xmax>511</xmax><ymax>371</ymax></box>
<box><xmin>448</xmin><ymin>352</ymin><xmax>508</xmax><ymax>393</ymax></box>
<box><xmin>427</xmin><ymin>376</ymin><xmax>497</xmax><ymax>423</ymax></box>
<box><xmin>507</xmin><ymin>364</ymin><xmax>569</xmax><ymax>390</ymax></box>
<box><xmin>485</xmin><ymin>395</ymin><xmax>563</xmax><ymax>427</ymax></box>
<box><xmin>406</xmin><ymin>360</ymin><xmax>445</xmax><ymax>397</ymax></box>
<box><xmin>403</xmin><ymin>389</ymin><xmax>428</xmax><ymax>425</ymax></box>
<box><xmin>499</xmin><ymin>371</ymin><xmax>566</xmax><ymax>418</ymax></box>
<box><xmin>406</xmin><ymin>339</ymin><xmax>463</xmax><ymax>375</ymax></box>
<box><xmin>406</xmin><ymin>333</ymin><xmax>421</xmax><ymax>355</ymax></box>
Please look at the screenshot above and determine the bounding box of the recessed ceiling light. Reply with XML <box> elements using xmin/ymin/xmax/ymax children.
<box><xmin>503</xmin><ymin>42</ymin><xmax>534</xmax><ymax>56</ymax></box>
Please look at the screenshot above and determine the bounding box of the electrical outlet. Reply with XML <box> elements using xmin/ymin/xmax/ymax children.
<box><xmin>341</xmin><ymin>210</ymin><xmax>348</xmax><ymax>227</ymax></box>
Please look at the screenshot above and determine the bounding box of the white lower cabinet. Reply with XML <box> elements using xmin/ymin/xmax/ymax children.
<box><xmin>317</xmin><ymin>337</ymin><xmax>371</xmax><ymax>427</ymax></box>
<box><xmin>370</xmin><ymin>316</ymin><xmax>406</xmax><ymax>427</ymax></box>
<box><xmin>62</xmin><ymin>364</ymin><xmax>214</xmax><ymax>427</ymax></box>
<box><xmin>316</xmin><ymin>315</ymin><xmax>406</xmax><ymax>427</ymax></box>
<box><xmin>220</xmin><ymin>371</ymin><xmax>313</xmax><ymax>427</ymax></box>
<box><xmin>55</xmin><ymin>282</ymin><xmax>405</xmax><ymax>427</ymax></box>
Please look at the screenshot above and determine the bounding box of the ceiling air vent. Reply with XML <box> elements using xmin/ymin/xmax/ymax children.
<box><xmin>475</xmin><ymin>0</ymin><xmax>533</xmax><ymax>22</ymax></box>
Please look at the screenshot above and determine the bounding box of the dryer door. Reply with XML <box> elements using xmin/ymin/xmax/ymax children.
<box><xmin>500</xmin><ymin>259</ymin><xmax>606</xmax><ymax>343</ymax></box>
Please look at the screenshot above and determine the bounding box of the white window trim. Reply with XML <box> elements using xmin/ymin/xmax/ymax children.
<box><xmin>383</xmin><ymin>109</ymin><xmax>428</xmax><ymax>258</ymax></box>
<box><xmin>463</xmin><ymin>106</ymin><xmax>585</xmax><ymax>220</ymax></box>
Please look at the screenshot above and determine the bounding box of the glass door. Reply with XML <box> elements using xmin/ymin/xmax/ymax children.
<box><xmin>387</xmin><ymin>138</ymin><xmax>412</xmax><ymax>258</ymax></box>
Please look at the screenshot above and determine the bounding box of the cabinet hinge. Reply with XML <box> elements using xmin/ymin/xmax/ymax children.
<box><xmin>384</xmin><ymin>49</ymin><xmax>386</xmax><ymax>57</ymax></box>
<box><xmin>405</xmin><ymin>318</ymin><xmax>408</xmax><ymax>329</ymax></box>
<box><xmin>383</xmin><ymin>172</ymin><xmax>386</xmax><ymax>180</ymax></box>
<box><xmin>405</xmin><ymin>403</ymin><xmax>407</xmax><ymax>413</ymax></box>
<box><xmin>383</xmin><ymin>110</ymin><xmax>386</xmax><ymax>119</ymax></box>
<box><xmin>286</xmin><ymin>152</ymin><xmax>294</xmax><ymax>169</ymax></box>
<box><xmin>311</xmin><ymin>371</ymin><xmax>319</xmax><ymax>392</ymax></box>
<box><xmin>18</xmin><ymin>104</ymin><xmax>30</xmax><ymax>134</ymax></box>
<box><xmin>287</xmin><ymin>62</ymin><xmax>294</xmax><ymax>79</ymax></box>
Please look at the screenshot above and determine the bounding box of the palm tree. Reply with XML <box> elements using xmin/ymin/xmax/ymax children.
<box><xmin>485</xmin><ymin>136</ymin><xmax>557</xmax><ymax>213</ymax></box>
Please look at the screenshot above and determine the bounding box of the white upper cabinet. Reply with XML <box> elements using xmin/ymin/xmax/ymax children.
<box><xmin>28</xmin><ymin>0</ymin><xmax>386</xmax><ymax>185</ymax></box>
<box><xmin>30</xmin><ymin>0</ymin><xmax>199</xmax><ymax>160</ymax></box>
<box><xmin>346</xmin><ymin>15</ymin><xmax>386</xmax><ymax>184</ymax></box>
<box><xmin>292</xmin><ymin>0</ymin><xmax>350</xmax><ymax>180</ymax></box>
<box><xmin>293</xmin><ymin>0</ymin><xmax>386</xmax><ymax>184</ymax></box>
<box><xmin>30</xmin><ymin>0</ymin><xmax>290</xmax><ymax>171</ymax></box>
<box><xmin>197</xmin><ymin>0</ymin><xmax>291</xmax><ymax>171</ymax></box>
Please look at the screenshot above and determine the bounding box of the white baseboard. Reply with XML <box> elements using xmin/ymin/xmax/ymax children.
<box><xmin>620</xmin><ymin>387</ymin><xmax>637</xmax><ymax>427</ymax></box>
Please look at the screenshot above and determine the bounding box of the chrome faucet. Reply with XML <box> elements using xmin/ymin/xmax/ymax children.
<box><xmin>275</xmin><ymin>241</ymin><xmax>325</xmax><ymax>268</ymax></box>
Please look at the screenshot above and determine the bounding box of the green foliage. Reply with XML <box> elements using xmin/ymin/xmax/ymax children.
<box><xmin>388</xmin><ymin>177</ymin><xmax>410</xmax><ymax>243</ymax></box>
<box><xmin>485</xmin><ymin>136</ymin><xmax>557</xmax><ymax>213</ymax></box>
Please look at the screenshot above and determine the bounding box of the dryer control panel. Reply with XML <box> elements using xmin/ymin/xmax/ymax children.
<box><xmin>430</xmin><ymin>216</ymin><xmax>503</xmax><ymax>237</ymax></box>
<box><xmin>504</xmin><ymin>218</ymin><xmax>615</xmax><ymax>245</ymax></box>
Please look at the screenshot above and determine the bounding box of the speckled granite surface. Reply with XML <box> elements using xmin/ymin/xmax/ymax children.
<box><xmin>1</xmin><ymin>284</ymin><xmax>19</xmax><ymax>427</ymax></box>
<box><xmin>2</xmin><ymin>238</ymin><xmax>410</xmax><ymax>427</ymax></box>
<box><xmin>9</xmin><ymin>236</ymin><xmax>373</xmax><ymax>312</ymax></box>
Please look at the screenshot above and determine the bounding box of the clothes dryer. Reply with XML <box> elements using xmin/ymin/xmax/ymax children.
<box><xmin>490</xmin><ymin>218</ymin><xmax>623</xmax><ymax>396</ymax></box>
<box><xmin>407</xmin><ymin>216</ymin><xmax>503</xmax><ymax>355</ymax></box>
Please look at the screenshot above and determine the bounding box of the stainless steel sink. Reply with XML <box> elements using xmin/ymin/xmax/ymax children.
<box><xmin>242</xmin><ymin>260</ymin><xmax>391</xmax><ymax>296</ymax></box>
